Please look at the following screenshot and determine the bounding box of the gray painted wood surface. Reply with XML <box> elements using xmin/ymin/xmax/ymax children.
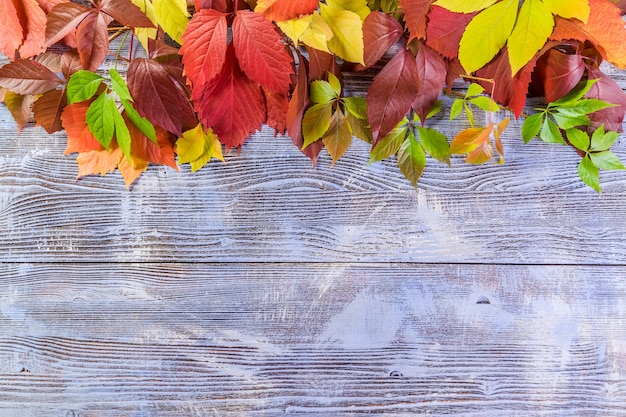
<box><xmin>1</xmin><ymin>55</ymin><xmax>626</xmax><ymax>415</ymax></box>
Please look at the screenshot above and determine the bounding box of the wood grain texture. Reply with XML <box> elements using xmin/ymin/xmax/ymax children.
<box><xmin>1</xmin><ymin>263</ymin><xmax>626</xmax><ymax>416</ymax></box>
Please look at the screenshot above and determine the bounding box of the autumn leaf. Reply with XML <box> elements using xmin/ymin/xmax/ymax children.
<box><xmin>397</xmin><ymin>132</ymin><xmax>426</xmax><ymax>187</ymax></box>
<box><xmin>45</xmin><ymin>2</ymin><xmax>90</xmax><ymax>46</ymax></box>
<box><xmin>4</xmin><ymin>91</ymin><xmax>36</xmax><ymax>132</ymax></box>
<box><xmin>320</xmin><ymin>1</ymin><xmax>366</xmax><ymax>64</ymax></box>
<box><xmin>130</xmin><ymin>0</ymin><xmax>158</xmax><ymax>50</ymax></box>
<box><xmin>0</xmin><ymin>59</ymin><xmax>63</xmax><ymax>95</ymax></box>
<box><xmin>399</xmin><ymin>0</ymin><xmax>431</xmax><ymax>41</ymax></box>
<box><xmin>99</xmin><ymin>0</ymin><xmax>155</xmax><ymax>29</ymax></box>
<box><xmin>255</xmin><ymin>0</ymin><xmax>319</xmax><ymax>21</ymax></box>
<box><xmin>322</xmin><ymin>109</ymin><xmax>353</xmax><ymax>165</ymax></box>
<box><xmin>76</xmin><ymin>146</ymin><xmax>121</xmax><ymax>178</ymax></box>
<box><xmin>233</xmin><ymin>10</ymin><xmax>294</xmax><ymax>94</ymax></box>
<box><xmin>542</xmin><ymin>0</ymin><xmax>590</xmax><ymax>23</ymax></box>
<box><xmin>507</xmin><ymin>0</ymin><xmax>554</xmax><ymax>75</ymax></box>
<box><xmin>424</xmin><ymin>6</ymin><xmax>475</xmax><ymax>60</ymax></box>
<box><xmin>33</xmin><ymin>88</ymin><xmax>67</xmax><ymax>133</ymax></box>
<box><xmin>61</xmin><ymin>100</ymin><xmax>102</xmax><ymax>154</ymax></box>
<box><xmin>0</xmin><ymin>0</ymin><xmax>24</xmax><ymax>59</ymax></box>
<box><xmin>128</xmin><ymin>120</ymin><xmax>177</xmax><ymax>169</ymax></box>
<box><xmin>176</xmin><ymin>123</ymin><xmax>224</xmax><ymax>172</ymax></box>
<box><xmin>195</xmin><ymin>44</ymin><xmax>266</xmax><ymax>149</ymax></box>
<box><xmin>263</xmin><ymin>88</ymin><xmax>289</xmax><ymax>135</ymax></box>
<box><xmin>278</xmin><ymin>12</ymin><xmax>333</xmax><ymax>53</ymax></box>
<box><xmin>433</xmin><ymin>0</ymin><xmax>496</xmax><ymax>13</ymax></box>
<box><xmin>153</xmin><ymin>0</ymin><xmax>190</xmax><ymax>44</ymax></box>
<box><xmin>86</xmin><ymin>92</ymin><xmax>117</xmax><ymax>149</ymax></box>
<box><xmin>362</xmin><ymin>11</ymin><xmax>404</xmax><ymax>68</ymax></box>
<box><xmin>412</xmin><ymin>43</ymin><xmax>446</xmax><ymax>123</ymax></box>
<box><xmin>585</xmin><ymin>66</ymin><xmax>626</xmax><ymax>132</ymax></box>
<box><xmin>14</xmin><ymin>0</ymin><xmax>48</xmax><ymax>58</ymax></box>
<box><xmin>449</xmin><ymin>123</ymin><xmax>495</xmax><ymax>164</ymax></box>
<box><xmin>533</xmin><ymin>47</ymin><xmax>585</xmax><ymax>103</ymax></box>
<box><xmin>367</xmin><ymin>47</ymin><xmax>419</xmax><ymax>145</ymax></box>
<box><xmin>76</xmin><ymin>11</ymin><xmax>112</xmax><ymax>71</ymax></box>
<box><xmin>180</xmin><ymin>8</ymin><xmax>228</xmax><ymax>91</ymax></box>
<box><xmin>302</xmin><ymin>102</ymin><xmax>333</xmax><ymax>148</ymax></box>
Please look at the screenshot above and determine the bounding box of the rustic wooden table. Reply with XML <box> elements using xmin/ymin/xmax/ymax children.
<box><xmin>1</xmin><ymin>61</ymin><xmax>626</xmax><ymax>416</ymax></box>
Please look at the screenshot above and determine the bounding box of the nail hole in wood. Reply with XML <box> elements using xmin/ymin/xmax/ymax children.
<box><xmin>476</xmin><ymin>296</ymin><xmax>491</xmax><ymax>305</ymax></box>
<box><xmin>20</xmin><ymin>367</ymin><xmax>30</xmax><ymax>373</ymax></box>
<box><xmin>389</xmin><ymin>370</ymin><xmax>403</xmax><ymax>378</ymax></box>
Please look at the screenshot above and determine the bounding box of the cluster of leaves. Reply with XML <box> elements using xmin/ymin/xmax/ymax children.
<box><xmin>1</xmin><ymin>0</ymin><xmax>626</xmax><ymax>190</ymax></box>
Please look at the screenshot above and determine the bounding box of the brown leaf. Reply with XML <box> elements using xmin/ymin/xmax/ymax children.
<box><xmin>45</xmin><ymin>2</ymin><xmax>90</xmax><ymax>47</ymax></box>
<box><xmin>4</xmin><ymin>91</ymin><xmax>36</xmax><ymax>132</ymax></box>
<box><xmin>0</xmin><ymin>59</ymin><xmax>63</xmax><ymax>95</ymax></box>
<box><xmin>100</xmin><ymin>0</ymin><xmax>155</xmax><ymax>28</ymax></box>
<box><xmin>33</xmin><ymin>88</ymin><xmax>67</xmax><ymax>133</ymax></box>
<box><xmin>76</xmin><ymin>11</ymin><xmax>111</xmax><ymax>71</ymax></box>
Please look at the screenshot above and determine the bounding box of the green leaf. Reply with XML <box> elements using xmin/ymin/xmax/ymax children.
<box><xmin>328</xmin><ymin>72</ymin><xmax>342</xmax><ymax>96</ymax></box>
<box><xmin>539</xmin><ymin>118</ymin><xmax>565</xmax><ymax>144</ymax></box>
<box><xmin>550</xmin><ymin>79</ymin><xmax>599</xmax><ymax>107</ymax></box>
<box><xmin>310</xmin><ymin>80</ymin><xmax>337</xmax><ymax>104</ymax></box>
<box><xmin>112</xmin><ymin>109</ymin><xmax>132</xmax><ymax>160</ymax></box>
<box><xmin>450</xmin><ymin>99</ymin><xmax>463</xmax><ymax>120</ymax></box>
<box><xmin>397</xmin><ymin>132</ymin><xmax>426</xmax><ymax>187</ymax></box>
<box><xmin>67</xmin><ymin>70</ymin><xmax>104</xmax><ymax>104</ymax></box>
<box><xmin>302</xmin><ymin>102</ymin><xmax>333</xmax><ymax>148</ymax></box>
<box><xmin>417</xmin><ymin>126</ymin><xmax>450</xmax><ymax>165</ymax></box>
<box><xmin>552</xmin><ymin>113</ymin><xmax>590</xmax><ymax>130</ymax></box>
<box><xmin>426</xmin><ymin>100</ymin><xmax>442</xmax><ymax>119</ymax></box>
<box><xmin>466</xmin><ymin>83</ymin><xmax>484</xmax><ymax>97</ymax></box>
<box><xmin>323</xmin><ymin>109</ymin><xmax>353</xmax><ymax>165</ymax></box>
<box><xmin>370</xmin><ymin>125</ymin><xmax>407</xmax><ymax>163</ymax></box>
<box><xmin>470</xmin><ymin>96</ymin><xmax>499</xmax><ymax>112</ymax></box>
<box><xmin>590</xmin><ymin>126</ymin><xmax>620</xmax><ymax>152</ymax></box>
<box><xmin>109</xmin><ymin>68</ymin><xmax>132</xmax><ymax>101</ymax></box>
<box><xmin>522</xmin><ymin>113</ymin><xmax>543</xmax><ymax>144</ymax></box>
<box><xmin>578</xmin><ymin>155</ymin><xmax>601</xmax><ymax>192</ymax></box>
<box><xmin>86</xmin><ymin>92</ymin><xmax>117</xmax><ymax>149</ymax></box>
<box><xmin>465</xmin><ymin>103</ymin><xmax>475</xmax><ymax>127</ymax></box>
<box><xmin>346</xmin><ymin>111</ymin><xmax>372</xmax><ymax>143</ymax></box>
<box><xmin>343</xmin><ymin>96</ymin><xmax>367</xmax><ymax>119</ymax></box>
<box><xmin>590</xmin><ymin>151</ymin><xmax>625</xmax><ymax>171</ymax></box>
<box><xmin>566</xmin><ymin>128</ymin><xmax>590</xmax><ymax>151</ymax></box>
<box><xmin>557</xmin><ymin>98</ymin><xmax>616</xmax><ymax>116</ymax></box>
<box><xmin>122</xmin><ymin>99</ymin><xmax>157</xmax><ymax>143</ymax></box>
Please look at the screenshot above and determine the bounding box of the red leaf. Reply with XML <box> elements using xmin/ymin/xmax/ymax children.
<box><xmin>256</xmin><ymin>0</ymin><xmax>318</xmax><ymax>21</ymax></box>
<box><xmin>367</xmin><ymin>47</ymin><xmax>419</xmax><ymax>145</ymax></box>
<box><xmin>445</xmin><ymin>58</ymin><xmax>464</xmax><ymax>93</ymax></box>
<box><xmin>14</xmin><ymin>0</ymin><xmax>47</xmax><ymax>58</ymax></box>
<box><xmin>45</xmin><ymin>2</ymin><xmax>90</xmax><ymax>47</ymax></box>
<box><xmin>0</xmin><ymin>0</ymin><xmax>23</xmax><ymax>59</ymax></box>
<box><xmin>125</xmin><ymin>114</ymin><xmax>178</xmax><ymax>169</ymax></box>
<box><xmin>363</xmin><ymin>11</ymin><xmax>404</xmax><ymax>68</ymax></box>
<box><xmin>233</xmin><ymin>9</ymin><xmax>294</xmax><ymax>93</ymax></box>
<box><xmin>127</xmin><ymin>58</ymin><xmax>195</xmax><ymax>136</ymax></box>
<box><xmin>585</xmin><ymin>66</ymin><xmax>626</xmax><ymax>132</ymax></box>
<box><xmin>76</xmin><ymin>11</ymin><xmax>111</xmax><ymax>71</ymax></box>
<box><xmin>0</xmin><ymin>59</ymin><xmax>63</xmax><ymax>95</ymax></box>
<box><xmin>36</xmin><ymin>0</ymin><xmax>67</xmax><ymax>14</ymax></box>
<box><xmin>425</xmin><ymin>6</ymin><xmax>475</xmax><ymax>60</ymax></box>
<box><xmin>180</xmin><ymin>8</ymin><xmax>228</xmax><ymax>92</ymax></box>
<box><xmin>534</xmin><ymin>47</ymin><xmax>585</xmax><ymax>103</ymax></box>
<box><xmin>412</xmin><ymin>42</ymin><xmax>446</xmax><ymax>122</ymax></box>
<box><xmin>196</xmin><ymin>44</ymin><xmax>266</xmax><ymax>149</ymax></box>
<box><xmin>61</xmin><ymin>101</ymin><xmax>102</xmax><ymax>154</ymax></box>
<box><xmin>400</xmin><ymin>0</ymin><xmax>431</xmax><ymax>41</ymax></box>
<box><xmin>306</xmin><ymin>46</ymin><xmax>336</xmax><ymax>81</ymax></box>
<box><xmin>263</xmin><ymin>88</ymin><xmax>288</xmax><ymax>135</ymax></box>
<box><xmin>33</xmin><ymin>88</ymin><xmax>67</xmax><ymax>133</ymax></box>
<box><xmin>195</xmin><ymin>0</ymin><xmax>230</xmax><ymax>12</ymax></box>
<box><xmin>100</xmin><ymin>0</ymin><xmax>155</xmax><ymax>28</ymax></box>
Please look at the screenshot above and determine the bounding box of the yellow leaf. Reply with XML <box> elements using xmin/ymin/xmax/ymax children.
<box><xmin>278</xmin><ymin>12</ymin><xmax>333</xmax><ymax>52</ymax></box>
<box><xmin>131</xmin><ymin>0</ymin><xmax>158</xmax><ymax>52</ymax></box>
<box><xmin>321</xmin><ymin>4</ymin><xmax>365</xmax><ymax>64</ymax></box>
<box><xmin>327</xmin><ymin>0</ymin><xmax>370</xmax><ymax>21</ymax></box>
<box><xmin>322</xmin><ymin>110</ymin><xmax>353</xmax><ymax>165</ymax></box>
<box><xmin>177</xmin><ymin>124</ymin><xmax>224</xmax><ymax>172</ymax></box>
<box><xmin>542</xmin><ymin>0</ymin><xmax>590</xmax><ymax>23</ymax></box>
<box><xmin>153</xmin><ymin>0</ymin><xmax>190</xmax><ymax>44</ymax></box>
<box><xmin>255</xmin><ymin>0</ymin><xmax>278</xmax><ymax>14</ymax></box>
<box><xmin>508</xmin><ymin>0</ymin><xmax>554</xmax><ymax>75</ymax></box>
<box><xmin>433</xmin><ymin>0</ymin><xmax>497</xmax><ymax>13</ymax></box>
<box><xmin>458</xmin><ymin>0</ymin><xmax>518</xmax><ymax>74</ymax></box>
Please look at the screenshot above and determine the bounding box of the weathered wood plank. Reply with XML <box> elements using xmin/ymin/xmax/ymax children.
<box><xmin>0</xmin><ymin>263</ymin><xmax>625</xmax><ymax>416</ymax></box>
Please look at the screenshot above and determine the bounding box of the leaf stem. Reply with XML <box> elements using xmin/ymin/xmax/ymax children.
<box><xmin>115</xmin><ymin>30</ymin><xmax>131</xmax><ymax>70</ymax></box>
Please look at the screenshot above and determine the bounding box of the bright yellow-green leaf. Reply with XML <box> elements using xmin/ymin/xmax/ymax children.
<box><xmin>327</xmin><ymin>0</ymin><xmax>371</xmax><ymax>21</ymax></box>
<box><xmin>153</xmin><ymin>0</ymin><xmax>190</xmax><ymax>44</ymax></box>
<box><xmin>433</xmin><ymin>0</ymin><xmax>497</xmax><ymax>13</ymax></box>
<box><xmin>310</xmin><ymin>79</ymin><xmax>337</xmax><ymax>104</ymax></box>
<box><xmin>508</xmin><ymin>0</ymin><xmax>554</xmax><ymax>75</ymax></box>
<box><xmin>177</xmin><ymin>124</ymin><xmax>224</xmax><ymax>172</ymax></box>
<box><xmin>542</xmin><ymin>0</ymin><xmax>590</xmax><ymax>23</ymax></box>
<box><xmin>458</xmin><ymin>0</ymin><xmax>517</xmax><ymax>74</ymax></box>
<box><xmin>131</xmin><ymin>0</ymin><xmax>158</xmax><ymax>51</ymax></box>
<box><xmin>321</xmin><ymin>3</ymin><xmax>365</xmax><ymax>64</ymax></box>
<box><xmin>302</xmin><ymin>102</ymin><xmax>333</xmax><ymax>148</ymax></box>
<box><xmin>323</xmin><ymin>110</ymin><xmax>353</xmax><ymax>165</ymax></box>
<box><xmin>278</xmin><ymin>12</ymin><xmax>333</xmax><ymax>53</ymax></box>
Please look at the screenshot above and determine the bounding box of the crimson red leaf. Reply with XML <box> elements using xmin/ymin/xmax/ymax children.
<box><xmin>264</xmin><ymin>88</ymin><xmax>288</xmax><ymax>135</ymax></box>
<box><xmin>127</xmin><ymin>58</ymin><xmax>193</xmax><ymax>136</ymax></box>
<box><xmin>0</xmin><ymin>0</ymin><xmax>23</xmax><ymax>59</ymax></box>
<box><xmin>76</xmin><ymin>11</ymin><xmax>111</xmax><ymax>71</ymax></box>
<box><xmin>45</xmin><ymin>2</ymin><xmax>90</xmax><ymax>47</ymax></box>
<box><xmin>33</xmin><ymin>88</ymin><xmax>67</xmax><ymax>133</ymax></box>
<box><xmin>0</xmin><ymin>59</ymin><xmax>63</xmax><ymax>95</ymax></box>
<box><xmin>306</xmin><ymin>46</ymin><xmax>337</xmax><ymax>81</ymax></box>
<box><xmin>363</xmin><ymin>11</ymin><xmax>404</xmax><ymax>68</ymax></box>
<box><xmin>256</xmin><ymin>0</ymin><xmax>318</xmax><ymax>21</ymax></box>
<box><xmin>100</xmin><ymin>0</ymin><xmax>155</xmax><ymax>28</ymax></box>
<box><xmin>180</xmin><ymin>8</ymin><xmax>228</xmax><ymax>93</ymax></box>
<box><xmin>400</xmin><ymin>0</ymin><xmax>431</xmax><ymax>41</ymax></box>
<box><xmin>233</xmin><ymin>9</ymin><xmax>294</xmax><ymax>94</ymax></box>
<box><xmin>585</xmin><ymin>66</ymin><xmax>626</xmax><ymax>132</ymax></box>
<box><xmin>425</xmin><ymin>6</ymin><xmax>475</xmax><ymax>60</ymax></box>
<box><xmin>534</xmin><ymin>47</ymin><xmax>585</xmax><ymax>103</ymax></box>
<box><xmin>412</xmin><ymin>43</ymin><xmax>446</xmax><ymax>122</ymax></box>
<box><xmin>367</xmin><ymin>47</ymin><xmax>419</xmax><ymax>145</ymax></box>
<box><xmin>196</xmin><ymin>44</ymin><xmax>266</xmax><ymax>149</ymax></box>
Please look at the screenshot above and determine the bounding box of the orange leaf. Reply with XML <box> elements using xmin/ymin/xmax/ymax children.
<box><xmin>33</xmin><ymin>88</ymin><xmax>67</xmax><ymax>133</ymax></box>
<box><xmin>118</xmin><ymin>152</ymin><xmax>148</xmax><ymax>188</ymax></box>
<box><xmin>76</xmin><ymin>147</ymin><xmax>122</xmax><ymax>178</ymax></box>
<box><xmin>256</xmin><ymin>0</ymin><xmax>319</xmax><ymax>21</ymax></box>
<box><xmin>0</xmin><ymin>0</ymin><xmax>23</xmax><ymax>59</ymax></box>
<box><xmin>550</xmin><ymin>0</ymin><xmax>626</xmax><ymax>68</ymax></box>
<box><xmin>14</xmin><ymin>0</ymin><xmax>47</xmax><ymax>59</ymax></box>
<box><xmin>263</xmin><ymin>88</ymin><xmax>289</xmax><ymax>135</ymax></box>
<box><xmin>61</xmin><ymin>101</ymin><xmax>102</xmax><ymax>154</ymax></box>
<box><xmin>126</xmin><ymin>114</ymin><xmax>178</xmax><ymax>170</ymax></box>
<box><xmin>400</xmin><ymin>0</ymin><xmax>431</xmax><ymax>41</ymax></box>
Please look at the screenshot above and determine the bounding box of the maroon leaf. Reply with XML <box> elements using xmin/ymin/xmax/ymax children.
<box><xmin>367</xmin><ymin>47</ymin><xmax>419</xmax><ymax>145</ymax></box>
<box><xmin>100</xmin><ymin>0</ymin><xmax>155</xmax><ymax>28</ymax></box>
<box><xmin>61</xmin><ymin>49</ymin><xmax>82</xmax><ymax>79</ymax></box>
<box><xmin>363</xmin><ymin>11</ymin><xmax>404</xmax><ymax>68</ymax></box>
<box><xmin>127</xmin><ymin>58</ymin><xmax>193</xmax><ymax>136</ymax></box>
<box><xmin>412</xmin><ymin>42</ymin><xmax>446</xmax><ymax>123</ymax></box>
<box><xmin>400</xmin><ymin>0</ymin><xmax>431</xmax><ymax>41</ymax></box>
<box><xmin>45</xmin><ymin>2</ymin><xmax>90</xmax><ymax>47</ymax></box>
<box><xmin>0</xmin><ymin>59</ymin><xmax>63</xmax><ymax>95</ymax></box>
<box><xmin>425</xmin><ymin>6</ymin><xmax>475</xmax><ymax>60</ymax></box>
<box><xmin>534</xmin><ymin>47</ymin><xmax>585</xmax><ymax>103</ymax></box>
<box><xmin>76</xmin><ymin>11</ymin><xmax>112</xmax><ymax>71</ymax></box>
<box><xmin>32</xmin><ymin>88</ymin><xmax>67</xmax><ymax>133</ymax></box>
<box><xmin>585</xmin><ymin>66</ymin><xmax>626</xmax><ymax>132</ymax></box>
<box><xmin>306</xmin><ymin>46</ymin><xmax>337</xmax><ymax>81</ymax></box>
